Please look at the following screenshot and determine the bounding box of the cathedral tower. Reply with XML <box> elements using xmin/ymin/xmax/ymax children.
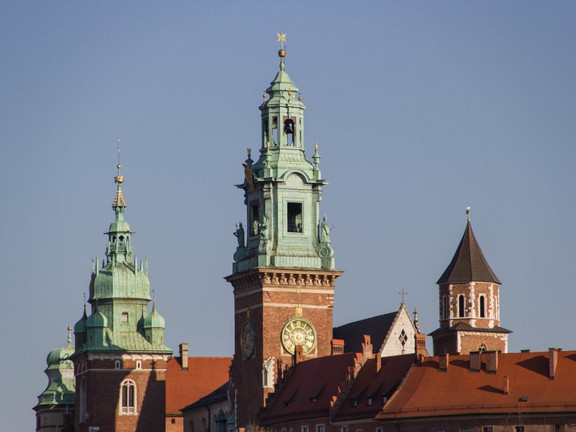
<box><xmin>72</xmin><ymin>157</ymin><xmax>172</xmax><ymax>432</ymax></box>
<box><xmin>226</xmin><ymin>37</ymin><xmax>342</xmax><ymax>427</ymax></box>
<box><xmin>430</xmin><ymin>215</ymin><xmax>511</xmax><ymax>355</ymax></box>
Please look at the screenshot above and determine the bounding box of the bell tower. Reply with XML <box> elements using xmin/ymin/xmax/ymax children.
<box><xmin>430</xmin><ymin>211</ymin><xmax>511</xmax><ymax>355</ymax></box>
<box><xmin>226</xmin><ymin>35</ymin><xmax>342</xmax><ymax>427</ymax></box>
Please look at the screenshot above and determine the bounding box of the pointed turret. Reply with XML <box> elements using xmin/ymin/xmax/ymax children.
<box><xmin>437</xmin><ymin>220</ymin><xmax>501</xmax><ymax>285</ymax></box>
<box><xmin>431</xmin><ymin>211</ymin><xmax>510</xmax><ymax>355</ymax></box>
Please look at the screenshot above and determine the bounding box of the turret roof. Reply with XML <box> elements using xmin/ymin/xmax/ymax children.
<box><xmin>437</xmin><ymin>221</ymin><xmax>501</xmax><ymax>285</ymax></box>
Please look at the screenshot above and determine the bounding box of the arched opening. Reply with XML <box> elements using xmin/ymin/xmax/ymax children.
<box><xmin>284</xmin><ymin>118</ymin><xmax>295</xmax><ymax>145</ymax></box>
<box><xmin>120</xmin><ymin>379</ymin><xmax>136</xmax><ymax>414</ymax></box>
<box><xmin>458</xmin><ymin>295</ymin><xmax>465</xmax><ymax>318</ymax></box>
<box><xmin>479</xmin><ymin>296</ymin><xmax>486</xmax><ymax>318</ymax></box>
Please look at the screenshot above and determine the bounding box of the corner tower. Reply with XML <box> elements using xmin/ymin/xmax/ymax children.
<box><xmin>72</xmin><ymin>155</ymin><xmax>172</xmax><ymax>432</ymax></box>
<box><xmin>226</xmin><ymin>37</ymin><xmax>342</xmax><ymax>427</ymax></box>
<box><xmin>430</xmin><ymin>214</ymin><xmax>511</xmax><ymax>355</ymax></box>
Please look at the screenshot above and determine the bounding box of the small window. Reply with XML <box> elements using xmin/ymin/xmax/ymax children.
<box><xmin>136</xmin><ymin>361</ymin><xmax>142</xmax><ymax>369</ymax></box>
<box><xmin>460</xmin><ymin>429</ymin><xmax>471</xmax><ymax>432</ymax></box>
<box><xmin>287</xmin><ymin>203</ymin><xmax>303</xmax><ymax>233</ymax></box>
<box><xmin>479</xmin><ymin>295</ymin><xmax>486</xmax><ymax>318</ymax></box>
<box><xmin>515</xmin><ymin>427</ymin><xmax>525</xmax><ymax>432</ymax></box>
<box><xmin>341</xmin><ymin>427</ymin><xmax>348</xmax><ymax>432</ymax></box>
<box><xmin>352</xmin><ymin>399</ymin><xmax>359</xmax><ymax>407</ymax></box>
<box><xmin>115</xmin><ymin>360</ymin><xmax>121</xmax><ymax>369</ymax></box>
<box><xmin>442</xmin><ymin>295</ymin><xmax>448</xmax><ymax>319</ymax></box>
<box><xmin>483</xmin><ymin>427</ymin><xmax>493</xmax><ymax>432</ymax></box>
<box><xmin>302</xmin><ymin>426</ymin><xmax>309</xmax><ymax>432</ymax></box>
<box><xmin>121</xmin><ymin>312</ymin><xmax>129</xmax><ymax>323</ymax></box>
<box><xmin>316</xmin><ymin>425</ymin><xmax>325</xmax><ymax>432</ymax></box>
<box><xmin>479</xmin><ymin>343</ymin><xmax>487</xmax><ymax>352</ymax></box>
<box><xmin>458</xmin><ymin>295</ymin><xmax>465</xmax><ymax>317</ymax></box>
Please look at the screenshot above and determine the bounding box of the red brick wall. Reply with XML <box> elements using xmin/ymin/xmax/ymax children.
<box><xmin>74</xmin><ymin>354</ymin><xmax>167</xmax><ymax>432</ymax></box>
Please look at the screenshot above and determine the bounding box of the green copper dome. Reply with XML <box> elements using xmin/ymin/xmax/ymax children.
<box><xmin>144</xmin><ymin>307</ymin><xmax>165</xmax><ymax>329</ymax></box>
<box><xmin>37</xmin><ymin>329</ymin><xmax>75</xmax><ymax>407</ymax></box>
<box><xmin>86</xmin><ymin>310</ymin><xmax>108</xmax><ymax>328</ymax></box>
<box><xmin>73</xmin><ymin>156</ymin><xmax>171</xmax><ymax>355</ymax></box>
<box><xmin>91</xmin><ymin>262</ymin><xmax>151</xmax><ymax>301</ymax></box>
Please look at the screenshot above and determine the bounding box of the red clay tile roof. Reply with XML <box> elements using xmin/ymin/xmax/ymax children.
<box><xmin>165</xmin><ymin>356</ymin><xmax>232</xmax><ymax>415</ymax></box>
<box><xmin>377</xmin><ymin>350</ymin><xmax>576</xmax><ymax>420</ymax></box>
<box><xmin>333</xmin><ymin>354</ymin><xmax>415</xmax><ymax>422</ymax></box>
<box><xmin>261</xmin><ymin>353</ymin><xmax>357</xmax><ymax>425</ymax></box>
<box><xmin>437</xmin><ymin>221</ymin><xmax>501</xmax><ymax>285</ymax></box>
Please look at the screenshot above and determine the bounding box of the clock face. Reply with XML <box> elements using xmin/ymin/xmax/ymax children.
<box><xmin>281</xmin><ymin>317</ymin><xmax>317</xmax><ymax>356</ymax></box>
<box><xmin>240</xmin><ymin>320</ymin><xmax>256</xmax><ymax>359</ymax></box>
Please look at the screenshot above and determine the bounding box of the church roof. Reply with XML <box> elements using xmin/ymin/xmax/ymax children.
<box><xmin>332</xmin><ymin>354</ymin><xmax>415</xmax><ymax>422</ymax></box>
<box><xmin>165</xmin><ymin>356</ymin><xmax>232</xmax><ymax>415</ymax></box>
<box><xmin>333</xmin><ymin>312</ymin><xmax>397</xmax><ymax>354</ymax></box>
<box><xmin>262</xmin><ymin>353</ymin><xmax>357</xmax><ymax>425</ymax></box>
<box><xmin>376</xmin><ymin>350</ymin><xmax>576</xmax><ymax>420</ymax></box>
<box><xmin>437</xmin><ymin>220</ymin><xmax>501</xmax><ymax>285</ymax></box>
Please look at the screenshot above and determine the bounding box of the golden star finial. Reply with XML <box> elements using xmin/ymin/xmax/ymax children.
<box><xmin>276</xmin><ymin>33</ymin><xmax>286</xmax><ymax>43</ymax></box>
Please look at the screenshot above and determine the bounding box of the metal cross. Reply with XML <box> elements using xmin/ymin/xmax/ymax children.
<box><xmin>398</xmin><ymin>289</ymin><xmax>408</xmax><ymax>303</ymax></box>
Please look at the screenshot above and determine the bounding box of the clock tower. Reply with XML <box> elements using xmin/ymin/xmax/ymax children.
<box><xmin>226</xmin><ymin>37</ymin><xmax>342</xmax><ymax>427</ymax></box>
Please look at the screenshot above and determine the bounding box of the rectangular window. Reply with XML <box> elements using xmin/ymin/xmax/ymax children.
<box><xmin>115</xmin><ymin>360</ymin><xmax>121</xmax><ymax>369</ymax></box>
<box><xmin>316</xmin><ymin>425</ymin><xmax>325</xmax><ymax>432</ymax></box>
<box><xmin>515</xmin><ymin>427</ymin><xmax>524</xmax><ymax>432</ymax></box>
<box><xmin>483</xmin><ymin>427</ymin><xmax>493</xmax><ymax>432</ymax></box>
<box><xmin>460</xmin><ymin>429</ymin><xmax>471</xmax><ymax>432</ymax></box>
<box><xmin>341</xmin><ymin>427</ymin><xmax>348</xmax><ymax>432</ymax></box>
<box><xmin>302</xmin><ymin>426</ymin><xmax>309</xmax><ymax>432</ymax></box>
<box><xmin>250</xmin><ymin>203</ymin><xmax>259</xmax><ymax>236</ymax></box>
<box><xmin>136</xmin><ymin>361</ymin><xmax>142</xmax><ymax>369</ymax></box>
<box><xmin>287</xmin><ymin>203</ymin><xmax>303</xmax><ymax>232</ymax></box>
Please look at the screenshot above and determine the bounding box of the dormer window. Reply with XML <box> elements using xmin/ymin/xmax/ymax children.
<box><xmin>121</xmin><ymin>312</ymin><xmax>129</xmax><ymax>323</ymax></box>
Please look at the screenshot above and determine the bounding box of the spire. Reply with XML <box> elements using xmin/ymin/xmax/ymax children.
<box><xmin>437</xmin><ymin>220</ymin><xmax>501</xmax><ymax>284</ymax></box>
<box><xmin>112</xmin><ymin>139</ymin><xmax>127</xmax><ymax>213</ymax></box>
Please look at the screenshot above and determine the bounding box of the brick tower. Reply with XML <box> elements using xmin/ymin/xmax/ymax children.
<box><xmin>72</xmin><ymin>155</ymin><xmax>172</xmax><ymax>432</ymax></box>
<box><xmin>226</xmin><ymin>36</ymin><xmax>342</xmax><ymax>427</ymax></box>
<box><xmin>430</xmin><ymin>214</ymin><xmax>511</xmax><ymax>355</ymax></box>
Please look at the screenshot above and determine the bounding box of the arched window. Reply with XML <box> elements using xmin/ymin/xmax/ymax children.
<box><xmin>79</xmin><ymin>377</ymin><xmax>87</xmax><ymax>422</ymax></box>
<box><xmin>479</xmin><ymin>296</ymin><xmax>486</xmax><ymax>318</ymax></box>
<box><xmin>120</xmin><ymin>380</ymin><xmax>137</xmax><ymax>414</ymax></box>
<box><xmin>479</xmin><ymin>343</ymin><xmax>487</xmax><ymax>352</ymax></box>
<box><xmin>458</xmin><ymin>295</ymin><xmax>465</xmax><ymax>318</ymax></box>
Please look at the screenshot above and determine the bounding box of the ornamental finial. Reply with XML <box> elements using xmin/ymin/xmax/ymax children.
<box><xmin>114</xmin><ymin>139</ymin><xmax>124</xmax><ymax>184</ymax></box>
<box><xmin>276</xmin><ymin>32</ymin><xmax>286</xmax><ymax>53</ymax></box>
<box><xmin>466</xmin><ymin>206</ymin><xmax>471</xmax><ymax>221</ymax></box>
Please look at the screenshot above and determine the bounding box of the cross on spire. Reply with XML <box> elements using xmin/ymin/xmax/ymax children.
<box><xmin>399</xmin><ymin>289</ymin><xmax>408</xmax><ymax>303</ymax></box>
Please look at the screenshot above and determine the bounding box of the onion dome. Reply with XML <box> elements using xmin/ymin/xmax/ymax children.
<box><xmin>144</xmin><ymin>300</ymin><xmax>166</xmax><ymax>329</ymax></box>
<box><xmin>86</xmin><ymin>310</ymin><xmax>108</xmax><ymax>328</ymax></box>
<box><xmin>74</xmin><ymin>305</ymin><xmax>88</xmax><ymax>334</ymax></box>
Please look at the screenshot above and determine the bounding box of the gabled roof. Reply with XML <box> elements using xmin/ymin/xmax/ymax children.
<box><xmin>377</xmin><ymin>350</ymin><xmax>576</xmax><ymax>420</ymax></box>
<box><xmin>437</xmin><ymin>221</ymin><xmax>501</xmax><ymax>285</ymax></box>
<box><xmin>165</xmin><ymin>356</ymin><xmax>232</xmax><ymax>415</ymax></box>
<box><xmin>334</xmin><ymin>312</ymin><xmax>397</xmax><ymax>354</ymax></box>
<box><xmin>261</xmin><ymin>353</ymin><xmax>357</xmax><ymax>425</ymax></box>
<box><xmin>332</xmin><ymin>354</ymin><xmax>415</xmax><ymax>422</ymax></box>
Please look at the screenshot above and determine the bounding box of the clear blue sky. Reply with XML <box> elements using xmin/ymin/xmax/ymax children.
<box><xmin>1</xmin><ymin>2</ymin><xmax>575</xmax><ymax>430</ymax></box>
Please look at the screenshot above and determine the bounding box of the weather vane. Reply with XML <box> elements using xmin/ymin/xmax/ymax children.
<box><xmin>276</xmin><ymin>32</ymin><xmax>286</xmax><ymax>50</ymax></box>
